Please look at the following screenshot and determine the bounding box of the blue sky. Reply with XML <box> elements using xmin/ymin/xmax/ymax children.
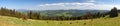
<box><xmin>0</xmin><ymin>0</ymin><xmax>119</xmax><ymax>10</ymax></box>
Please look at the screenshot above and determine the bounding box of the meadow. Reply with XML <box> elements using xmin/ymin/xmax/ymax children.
<box><xmin>0</xmin><ymin>14</ymin><xmax>120</xmax><ymax>26</ymax></box>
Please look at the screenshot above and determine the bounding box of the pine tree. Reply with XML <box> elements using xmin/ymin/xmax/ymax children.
<box><xmin>110</xmin><ymin>7</ymin><xmax>118</xmax><ymax>17</ymax></box>
<box><xmin>28</xmin><ymin>11</ymin><xmax>32</xmax><ymax>19</ymax></box>
<box><xmin>96</xmin><ymin>12</ymin><xmax>100</xmax><ymax>17</ymax></box>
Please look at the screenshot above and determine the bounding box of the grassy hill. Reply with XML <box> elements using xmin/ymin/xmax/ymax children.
<box><xmin>0</xmin><ymin>14</ymin><xmax>120</xmax><ymax>26</ymax></box>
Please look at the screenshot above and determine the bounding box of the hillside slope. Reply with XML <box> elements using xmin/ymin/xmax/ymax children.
<box><xmin>0</xmin><ymin>14</ymin><xmax>120</xmax><ymax>26</ymax></box>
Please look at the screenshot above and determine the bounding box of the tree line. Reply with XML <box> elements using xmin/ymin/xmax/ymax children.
<box><xmin>0</xmin><ymin>7</ymin><xmax>118</xmax><ymax>20</ymax></box>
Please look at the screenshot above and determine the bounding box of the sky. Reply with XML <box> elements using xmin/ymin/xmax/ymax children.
<box><xmin>0</xmin><ymin>0</ymin><xmax>119</xmax><ymax>10</ymax></box>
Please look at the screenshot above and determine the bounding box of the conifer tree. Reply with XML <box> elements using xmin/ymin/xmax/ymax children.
<box><xmin>110</xmin><ymin>7</ymin><xmax>118</xmax><ymax>17</ymax></box>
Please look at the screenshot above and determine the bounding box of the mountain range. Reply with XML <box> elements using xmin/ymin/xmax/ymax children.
<box><xmin>16</xmin><ymin>9</ymin><xmax>109</xmax><ymax>16</ymax></box>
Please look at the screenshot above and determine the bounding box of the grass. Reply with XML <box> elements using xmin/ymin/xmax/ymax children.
<box><xmin>0</xmin><ymin>14</ymin><xmax>120</xmax><ymax>26</ymax></box>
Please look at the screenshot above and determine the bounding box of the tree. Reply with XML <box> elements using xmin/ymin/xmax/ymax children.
<box><xmin>33</xmin><ymin>12</ymin><xmax>40</xmax><ymax>19</ymax></box>
<box><xmin>86</xmin><ymin>11</ymin><xmax>93</xmax><ymax>19</ymax></box>
<box><xmin>96</xmin><ymin>12</ymin><xmax>101</xmax><ymax>17</ymax></box>
<box><xmin>109</xmin><ymin>7</ymin><xmax>118</xmax><ymax>17</ymax></box>
<box><xmin>28</xmin><ymin>11</ymin><xmax>42</xmax><ymax>20</ymax></box>
<box><xmin>28</xmin><ymin>11</ymin><xmax>32</xmax><ymax>19</ymax></box>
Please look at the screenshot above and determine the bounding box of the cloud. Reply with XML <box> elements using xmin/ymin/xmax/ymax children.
<box><xmin>94</xmin><ymin>5</ymin><xmax>114</xmax><ymax>10</ymax></box>
<box><xmin>29</xmin><ymin>2</ymin><xmax>117</xmax><ymax>10</ymax></box>
<box><xmin>38</xmin><ymin>3</ymin><xmax>95</xmax><ymax>10</ymax></box>
<box><xmin>88</xmin><ymin>0</ymin><xmax>95</xmax><ymax>2</ymax></box>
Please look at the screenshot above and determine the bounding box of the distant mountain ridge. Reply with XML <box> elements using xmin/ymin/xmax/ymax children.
<box><xmin>16</xmin><ymin>9</ymin><xmax>109</xmax><ymax>16</ymax></box>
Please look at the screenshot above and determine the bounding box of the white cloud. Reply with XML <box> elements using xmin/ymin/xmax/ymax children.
<box><xmin>29</xmin><ymin>2</ymin><xmax>118</xmax><ymax>10</ymax></box>
<box><xmin>94</xmin><ymin>5</ymin><xmax>114</xmax><ymax>10</ymax></box>
<box><xmin>93</xmin><ymin>5</ymin><xmax>120</xmax><ymax>10</ymax></box>
<box><xmin>38</xmin><ymin>3</ymin><xmax>95</xmax><ymax>10</ymax></box>
<box><xmin>24</xmin><ymin>0</ymin><xmax>120</xmax><ymax>10</ymax></box>
<box><xmin>88</xmin><ymin>0</ymin><xmax>95</xmax><ymax>2</ymax></box>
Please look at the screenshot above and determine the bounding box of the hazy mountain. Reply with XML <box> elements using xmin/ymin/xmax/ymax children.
<box><xmin>39</xmin><ymin>10</ymin><xmax>109</xmax><ymax>16</ymax></box>
<box><xmin>16</xmin><ymin>9</ymin><xmax>109</xmax><ymax>16</ymax></box>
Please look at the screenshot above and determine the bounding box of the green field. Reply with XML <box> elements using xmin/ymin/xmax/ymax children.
<box><xmin>0</xmin><ymin>14</ymin><xmax>120</xmax><ymax>26</ymax></box>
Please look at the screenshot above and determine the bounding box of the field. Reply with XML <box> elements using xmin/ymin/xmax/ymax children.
<box><xmin>0</xmin><ymin>14</ymin><xmax>120</xmax><ymax>26</ymax></box>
